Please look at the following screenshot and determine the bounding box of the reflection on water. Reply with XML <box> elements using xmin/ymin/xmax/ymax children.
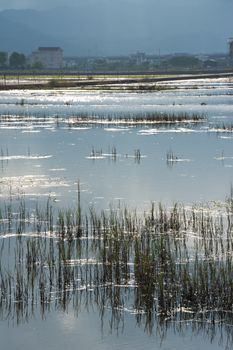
<box><xmin>0</xmin><ymin>78</ymin><xmax>233</xmax><ymax>349</ymax></box>
<box><xmin>0</xmin><ymin>194</ymin><xmax>233</xmax><ymax>349</ymax></box>
<box><xmin>0</xmin><ymin>77</ymin><xmax>232</xmax><ymax>119</ymax></box>
<box><xmin>0</xmin><ymin>123</ymin><xmax>233</xmax><ymax>205</ymax></box>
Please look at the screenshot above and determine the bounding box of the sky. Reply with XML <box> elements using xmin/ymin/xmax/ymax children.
<box><xmin>0</xmin><ymin>0</ymin><xmax>232</xmax><ymax>11</ymax></box>
<box><xmin>0</xmin><ymin>0</ymin><xmax>74</xmax><ymax>10</ymax></box>
<box><xmin>0</xmin><ymin>0</ymin><xmax>232</xmax><ymax>55</ymax></box>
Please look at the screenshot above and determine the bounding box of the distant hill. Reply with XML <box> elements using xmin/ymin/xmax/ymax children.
<box><xmin>0</xmin><ymin>2</ymin><xmax>232</xmax><ymax>56</ymax></box>
<box><xmin>0</xmin><ymin>12</ymin><xmax>61</xmax><ymax>53</ymax></box>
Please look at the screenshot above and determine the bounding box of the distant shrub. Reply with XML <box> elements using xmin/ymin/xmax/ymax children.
<box><xmin>48</xmin><ymin>79</ymin><xmax>60</xmax><ymax>87</ymax></box>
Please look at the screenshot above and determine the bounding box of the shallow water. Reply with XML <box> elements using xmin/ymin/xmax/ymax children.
<box><xmin>0</xmin><ymin>78</ymin><xmax>233</xmax><ymax>349</ymax></box>
<box><xmin>1</xmin><ymin>126</ymin><xmax>233</xmax><ymax>206</ymax></box>
<box><xmin>1</xmin><ymin>309</ymin><xmax>231</xmax><ymax>350</ymax></box>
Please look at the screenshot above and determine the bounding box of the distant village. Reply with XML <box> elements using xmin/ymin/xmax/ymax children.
<box><xmin>0</xmin><ymin>40</ymin><xmax>233</xmax><ymax>72</ymax></box>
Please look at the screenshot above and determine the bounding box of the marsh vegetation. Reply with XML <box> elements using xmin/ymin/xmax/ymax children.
<box><xmin>0</xmin><ymin>77</ymin><xmax>233</xmax><ymax>349</ymax></box>
<box><xmin>0</xmin><ymin>187</ymin><xmax>233</xmax><ymax>349</ymax></box>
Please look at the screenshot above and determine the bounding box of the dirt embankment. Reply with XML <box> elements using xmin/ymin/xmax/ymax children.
<box><xmin>0</xmin><ymin>70</ymin><xmax>232</xmax><ymax>91</ymax></box>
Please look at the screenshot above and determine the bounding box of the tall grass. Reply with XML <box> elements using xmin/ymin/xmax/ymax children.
<box><xmin>0</xmin><ymin>191</ymin><xmax>233</xmax><ymax>339</ymax></box>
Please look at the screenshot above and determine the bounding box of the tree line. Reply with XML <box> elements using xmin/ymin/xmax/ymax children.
<box><xmin>0</xmin><ymin>51</ymin><xmax>27</xmax><ymax>69</ymax></box>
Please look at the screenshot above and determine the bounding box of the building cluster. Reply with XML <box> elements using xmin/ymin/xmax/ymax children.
<box><xmin>1</xmin><ymin>39</ymin><xmax>233</xmax><ymax>70</ymax></box>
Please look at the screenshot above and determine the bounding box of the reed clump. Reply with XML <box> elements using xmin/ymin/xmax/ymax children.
<box><xmin>0</xmin><ymin>192</ymin><xmax>233</xmax><ymax>336</ymax></box>
<box><xmin>0</xmin><ymin>112</ymin><xmax>205</xmax><ymax>134</ymax></box>
<box><xmin>213</xmin><ymin>123</ymin><xmax>233</xmax><ymax>133</ymax></box>
<box><xmin>68</xmin><ymin>112</ymin><xmax>205</xmax><ymax>127</ymax></box>
<box><xmin>166</xmin><ymin>149</ymin><xmax>178</xmax><ymax>165</ymax></box>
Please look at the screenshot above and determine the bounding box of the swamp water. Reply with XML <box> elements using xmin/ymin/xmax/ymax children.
<box><xmin>0</xmin><ymin>77</ymin><xmax>233</xmax><ymax>349</ymax></box>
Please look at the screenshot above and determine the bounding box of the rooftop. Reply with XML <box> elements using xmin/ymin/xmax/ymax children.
<box><xmin>38</xmin><ymin>47</ymin><xmax>63</xmax><ymax>51</ymax></box>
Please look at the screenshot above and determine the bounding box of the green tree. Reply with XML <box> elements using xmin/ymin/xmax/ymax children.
<box><xmin>9</xmin><ymin>52</ymin><xmax>26</xmax><ymax>69</ymax></box>
<box><xmin>31</xmin><ymin>61</ymin><xmax>43</xmax><ymax>69</ymax></box>
<box><xmin>0</xmin><ymin>52</ymin><xmax>7</xmax><ymax>67</ymax></box>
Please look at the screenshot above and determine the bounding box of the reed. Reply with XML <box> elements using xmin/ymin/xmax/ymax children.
<box><xmin>166</xmin><ymin>149</ymin><xmax>178</xmax><ymax>165</ymax></box>
<box><xmin>68</xmin><ymin>112</ymin><xmax>205</xmax><ymax>127</ymax></box>
<box><xmin>0</xmin><ymin>192</ymin><xmax>233</xmax><ymax>338</ymax></box>
<box><xmin>134</xmin><ymin>149</ymin><xmax>141</xmax><ymax>163</ymax></box>
<box><xmin>210</xmin><ymin>123</ymin><xmax>233</xmax><ymax>133</ymax></box>
<box><xmin>0</xmin><ymin>111</ymin><xmax>205</xmax><ymax>129</ymax></box>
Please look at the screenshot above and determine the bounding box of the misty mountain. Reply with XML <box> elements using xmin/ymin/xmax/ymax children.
<box><xmin>0</xmin><ymin>12</ymin><xmax>61</xmax><ymax>53</ymax></box>
<box><xmin>0</xmin><ymin>2</ymin><xmax>232</xmax><ymax>56</ymax></box>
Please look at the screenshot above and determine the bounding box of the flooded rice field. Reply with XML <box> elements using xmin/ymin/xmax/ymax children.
<box><xmin>0</xmin><ymin>77</ymin><xmax>233</xmax><ymax>349</ymax></box>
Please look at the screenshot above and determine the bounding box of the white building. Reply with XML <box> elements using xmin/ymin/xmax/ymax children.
<box><xmin>31</xmin><ymin>47</ymin><xmax>63</xmax><ymax>69</ymax></box>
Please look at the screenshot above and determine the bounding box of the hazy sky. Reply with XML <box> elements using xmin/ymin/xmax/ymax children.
<box><xmin>0</xmin><ymin>0</ymin><xmax>232</xmax><ymax>54</ymax></box>
<box><xmin>0</xmin><ymin>0</ymin><xmax>232</xmax><ymax>11</ymax></box>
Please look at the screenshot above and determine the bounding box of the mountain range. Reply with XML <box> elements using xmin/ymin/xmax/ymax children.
<box><xmin>0</xmin><ymin>2</ymin><xmax>232</xmax><ymax>56</ymax></box>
